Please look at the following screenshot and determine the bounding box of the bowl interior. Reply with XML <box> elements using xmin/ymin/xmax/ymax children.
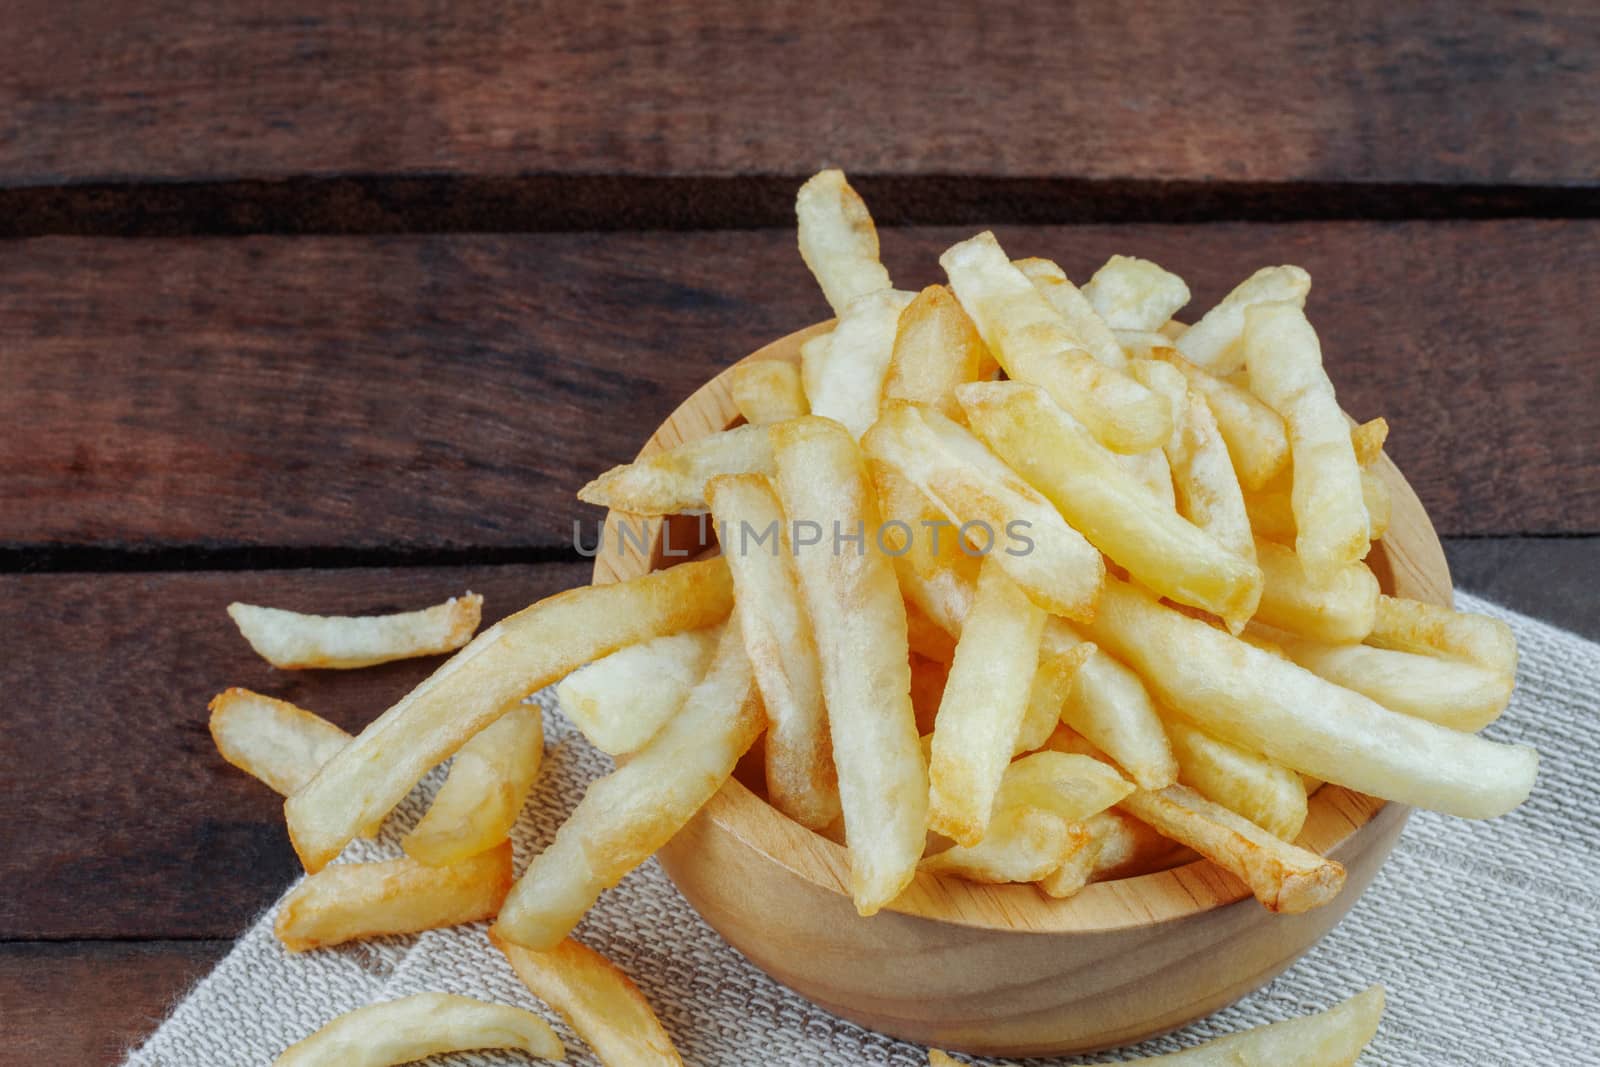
<box><xmin>592</xmin><ymin>321</ymin><xmax>1447</xmax><ymax>933</ymax></box>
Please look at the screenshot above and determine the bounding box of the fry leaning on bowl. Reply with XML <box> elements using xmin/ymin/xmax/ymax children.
<box><xmin>216</xmin><ymin>169</ymin><xmax>1537</xmax><ymax>1065</ymax></box>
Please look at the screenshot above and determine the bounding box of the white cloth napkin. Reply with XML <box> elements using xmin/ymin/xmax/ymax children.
<box><xmin>124</xmin><ymin>592</ymin><xmax>1599</xmax><ymax>1066</ymax></box>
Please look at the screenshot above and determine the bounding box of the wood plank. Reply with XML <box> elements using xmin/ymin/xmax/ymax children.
<box><xmin>2</xmin><ymin>222</ymin><xmax>1596</xmax><ymax>553</ymax></box>
<box><xmin>0</xmin><ymin>2</ymin><xmax>1594</xmax><ymax>197</ymax></box>
<box><xmin>0</xmin><ymin>940</ymin><xmax>227</xmax><ymax>1067</ymax></box>
<box><xmin>1445</xmin><ymin>536</ymin><xmax>1600</xmax><ymax>642</ymax></box>
<box><xmin>0</xmin><ymin>562</ymin><xmax>592</xmax><ymax>940</ymax></box>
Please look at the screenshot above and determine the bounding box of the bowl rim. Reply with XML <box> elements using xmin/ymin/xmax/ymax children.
<box><xmin>592</xmin><ymin>320</ymin><xmax>1444</xmax><ymax>933</ymax></box>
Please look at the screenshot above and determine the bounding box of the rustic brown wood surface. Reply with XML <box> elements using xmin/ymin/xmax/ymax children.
<box><xmin>0</xmin><ymin>563</ymin><xmax>592</xmax><ymax>941</ymax></box>
<box><xmin>3</xmin><ymin>221</ymin><xmax>1597</xmax><ymax>561</ymax></box>
<box><xmin>0</xmin><ymin>1</ymin><xmax>1596</xmax><ymax>238</ymax></box>
<box><xmin>1</xmin><ymin>2</ymin><xmax>1595</xmax><ymax>1062</ymax></box>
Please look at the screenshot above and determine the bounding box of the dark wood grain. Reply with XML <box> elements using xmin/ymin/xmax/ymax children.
<box><xmin>0</xmin><ymin>562</ymin><xmax>592</xmax><ymax>941</ymax></box>
<box><xmin>0</xmin><ymin>1</ymin><xmax>1594</xmax><ymax>201</ymax></box>
<box><xmin>2</xmin><ymin>221</ymin><xmax>1595</xmax><ymax>558</ymax></box>
<box><xmin>0</xmin><ymin>940</ymin><xmax>227</xmax><ymax>1066</ymax></box>
<box><xmin>1446</xmin><ymin>537</ymin><xmax>1600</xmax><ymax>641</ymax></box>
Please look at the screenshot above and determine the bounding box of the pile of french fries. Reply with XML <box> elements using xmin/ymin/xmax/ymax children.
<box><xmin>203</xmin><ymin>169</ymin><xmax>1539</xmax><ymax>1064</ymax></box>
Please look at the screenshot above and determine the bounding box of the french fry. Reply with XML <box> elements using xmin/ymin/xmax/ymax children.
<box><xmin>795</xmin><ymin>169</ymin><xmax>893</xmax><ymax>315</ymax></box>
<box><xmin>1350</xmin><ymin>416</ymin><xmax>1389</xmax><ymax>466</ymax></box>
<box><xmin>1084</xmin><ymin>576</ymin><xmax>1538</xmax><ymax>819</ymax></box>
<box><xmin>1115</xmin><ymin>986</ymin><xmax>1385</xmax><ymax>1065</ymax></box>
<box><xmin>862</xmin><ymin>402</ymin><xmax>1105</xmax><ymax>620</ymax></box>
<box><xmin>1254</xmin><ymin>536</ymin><xmax>1378</xmax><ymax>643</ymax></box>
<box><xmin>274</xmin><ymin>842</ymin><xmax>513</xmax><ymax>952</ymax></box>
<box><xmin>707</xmin><ymin>474</ymin><xmax>841</xmax><ymax>830</ymax></box>
<box><xmin>928</xmin><ymin>556</ymin><xmax>1047</xmax><ymax>846</ymax></box>
<box><xmin>1164</xmin><ymin>718</ymin><xmax>1308</xmax><ymax>840</ymax></box>
<box><xmin>493</xmin><ymin>932</ymin><xmax>684</xmax><ymax>1067</ymax></box>
<box><xmin>928</xmin><ymin>1051</ymin><xmax>962</xmax><ymax>1067</ymax></box>
<box><xmin>1368</xmin><ymin>594</ymin><xmax>1518</xmax><ymax>676</ymax></box>
<box><xmin>805</xmin><ymin>287</ymin><xmax>915</xmax><ymax>438</ymax></box>
<box><xmin>227</xmin><ymin>594</ymin><xmax>481</xmax><ymax>670</ymax></box>
<box><xmin>555</xmin><ymin>627</ymin><xmax>720</xmax><ymax>756</ymax></box>
<box><xmin>1013</xmin><ymin>256</ymin><xmax>1129</xmax><ymax>368</ymax></box>
<box><xmin>1244</xmin><ymin>303</ymin><xmax>1369</xmax><ymax>581</ymax></box>
<box><xmin>495</xmin><ymin>619</ymin><xmax>762</xmax><ymax>949</ymax></box>
<box><xmin>884</xmin><ymin>284</ymin><xmax>989</xmax><ymax>419</ymax></box>
<box><xmin>922</xmin><ymin>752</ymin><xmax>1130</xmax><ymax>883</ymax></box>
<box><xmin>286</xmin><ymin>558</ymin><xmax>735</xmax><ymax>873</ymax></box>
<box><xmin>274</xmin><ymin>992</ymin><xmax>563</xmax><ymax>1066</ymax></box>
<box><xmin>941</xmin><ymin>232</ymin><xmax>1172</xmax><ymax>453</ymax></box>
<box><xmin>1176</xmin><ymin>264</ymin><xmax>1311</xmax><ymax>374</ymax></box>
<box><xmin>1035</xmin><ymin>814</ymin><xmax>1108</xmax><ymax>899</ymax></box>
<box><xmin>1082</xmin><ymin>255</ymin><xmax>1192</xmax><ymax>331</ymax></box>
<box><xmin>800</xmin><ymin>330</ymin><xmax>833</xmax><ymax>411</ymax></box>
<box><xmin>1131</xmin><ymin>359</ymin><xmax>1255</xmax><ymax>567</ymax></box>
<box><xmin>403</xmin><ymin>705</ymin><xmax>544</xmax><ymax>867</ymax></box>
<box><xmin>1015</xmin><ymin>640</ymin><xmax>1088</xmax><ymax>755</ymax></box>
<box><xmin>209</xmin><ymin>688</ymin><xmax>351</xmax><ymax>796</ymax></box>
<box><xmin>728</xmin><ymin>359</ymin><xmax>808</xmax><ymax>425</ymax></box>
<box><xmin>577</xmin><ymin>425</ymin><xmax>773</xmax><ymax>515</ymax></box>
<box><xmin>1272</xmin><ymin>631</ymin><xmax>1512</xmax><ymax>732</ymax></box>
<box><xmin>771</xmin><ymin>416</ymin><xmax>927</xmax><ymax>915</ymax></box>
<box><xmin>1154</xmin><ymin>349</ymin><xmax>1290</xmax><ymax>490</ymax></box>
<box><xmin>959</xmin><ymin>381</ymin><xmax>1260</xmax><ymax>628</ymax></box>
<box><xmin>1057</xmin><ymin>729</ymin><xmax>1340</xmax><ymax>912</ymax></box>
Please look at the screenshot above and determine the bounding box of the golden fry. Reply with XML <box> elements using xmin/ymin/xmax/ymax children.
<box><xmin>494</xmin><ymin>932</ymin><xmax>684</xmax><ymax>1066</ymax></box>
<box><xmin>403</xmin><ymin>704</ymin><xmax>544</xmax><ymax>867</ymax></box>
<box><xmin>796</xmin><ymin>169</ymin><xmax>893</xmax><ymax>315</ymax></box>
<box><xmin>577</xmin><ymin>425</ymin><xmax>772</xmax><ymax>515</ymax></box>
<box><xmin>227</xmin><ymin>594</ymin><xmax>481</xmax><ymax>670</ymax></box>
<box><xmin>707</xmin><ymin>474</ymin><xmax>840</xmax><ymax>830</ymax></box>
<box><xmin>1368</xmin><ymin>594</ymin><xmax>1518</xmax><ymax>675</ymax></box>
<box><xmin>1120</xmin><ymin>986</ymin><xmax>1385</xmax><ymax>1065</ymax></box>
<box><xmin>555</xmin><ymin>627</ymin><xmax>720</xmax><ymax>756</ymax></box>
<box><xmin>1082</xmin><ymin>255</ymin><xmax>1191</xmax><ymax>331</ymax></box>
<box><xmin>209</xmin><ymin>688</ymin><xmax>351</xmax><ymax>796</ymax></box>
<box><xmin>1244</xmin><ymin>303</ymin><xmax>1369</xmax><ymax>582</ymax></box>
<box><xmin>274</xmin><ymin>842</ymin><xmax>513</xmax><ymax>952</ymax></box>
<box><xmin>771</xmin><ymin>417</ymin><xmax>927</xmax><ymax>915</ymax></box>
<box><xmin>728</xmin><ymin>360</ymin><xmax>808</xmax><ymax>425</ymax></box>
<box><xmin>274</xmin><ymin>993</ymin><xmax>562</xmax><ymax>1066</ymax></box>
<box><xmin>928</xmin><ymin>556</ymin><xmax>1047</xmax><ymax>846</ymax></box>
<box><xmin>805</xmin><ymin>287</ymin><xmax>914</xmax><ymax>438</ymax></box>
<box><xmin>884</xmin><ymin>284</ymin><xmax>989</xmax><ymax>419</ymax></box>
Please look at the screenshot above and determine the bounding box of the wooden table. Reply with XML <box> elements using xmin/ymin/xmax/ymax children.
<box><xmin>1</xmin><ymin>4</ymin><xmax>1596</xmax><ymax>1062</ymax></box>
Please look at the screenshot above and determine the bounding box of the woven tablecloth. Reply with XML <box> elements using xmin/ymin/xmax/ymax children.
<box><xmin>124</xmin><ymin>592</ymin><xmax>1599</xmax><ymax>1066</ymax></box>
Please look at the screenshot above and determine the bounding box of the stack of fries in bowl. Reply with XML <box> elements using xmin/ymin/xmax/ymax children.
<box><xmin>208</xmin><ymin>170</ymin><xmax>1536</xmax><ymax>1064</ymax></box>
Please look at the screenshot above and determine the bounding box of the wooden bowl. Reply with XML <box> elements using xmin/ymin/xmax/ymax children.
<box><xmin>591</xmin><ymin>322</ymin><xmax>1446</xmax><ymax>1057</ymax></box>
